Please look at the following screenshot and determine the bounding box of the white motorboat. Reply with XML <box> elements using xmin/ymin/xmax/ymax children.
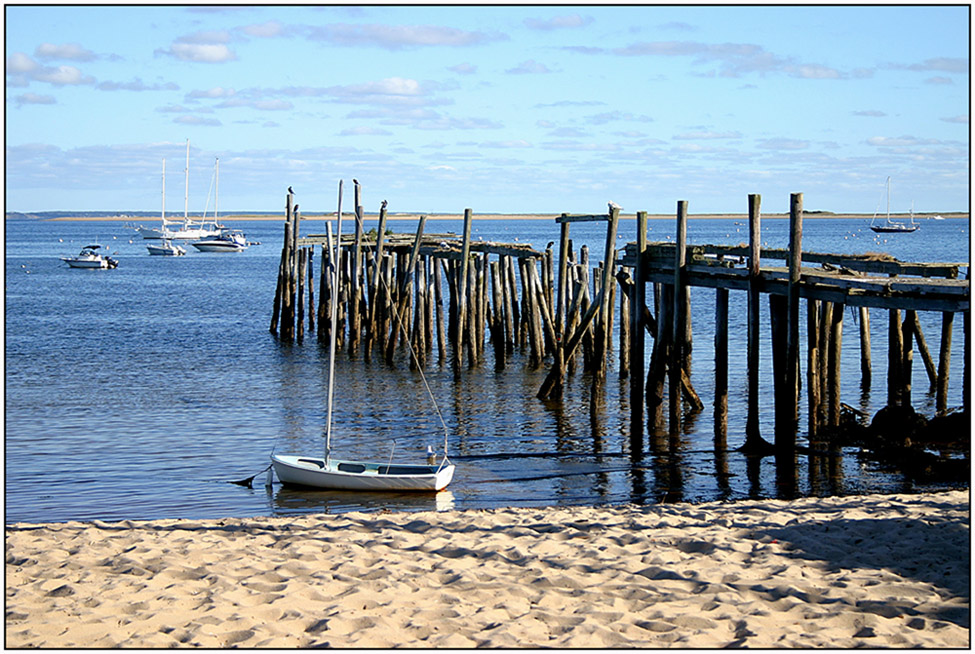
<box><xmin>191</xmin><ymin>230</ymin><xmax>247</xmax><ymax>252</ymax></box>
<box><xmin>147</xmin><ymin>239</ymin><xmax>186</xmax><ymax>256</ymax></box>
<box><xmin>271</xmin><ymin>180</ymin><xmax>455</xmax><ymax>492</ymax></box>
<box><xmin>61</xmin><ymin>244</ymin><xmax>118</xmax><ymax>269</ymax></box>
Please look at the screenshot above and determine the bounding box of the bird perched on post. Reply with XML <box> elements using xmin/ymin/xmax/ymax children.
<box><xmin>608</xmin><ymin>201</ymin><xmax>622</xmax><ymax>212</ymax></box>
<box><xmin>288</xmin><ymin>186</ymin><xmax>294</xmax><ymax>195</ymax></box>
<box><xmin>381</xmin><ymin>199</ymin><xmax>388</xmax><ymax>209</ymax></box>
<box><xmin>293</xmin><ymin>204</ymin><xmax>299</xmax><ymax>214</ymax></box>
<box><xmin>353</xmin><ymin>178</ymin><xmax>359</xmax><ymax>186</ymax></box>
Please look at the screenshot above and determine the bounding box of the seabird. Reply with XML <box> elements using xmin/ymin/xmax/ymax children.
<box><xmin>353</xmin><ymin>178</ymin><xmax>359</xmax><ymax>185</ymax></box>
<box><xmin>608</xmin><ymin>201</ymin><xmax>622</xmax><ymax>211</ymax></box>
<box><xmin>288</xmin><ymin>186</ymin><xmax>294</xmax><ymax>195</ymax></box>
<box><xmin>546</xmin><ymin>241</ymin><xmax>554</xmax><ymax>249</ymax></box>
<box><xmin>294</xmin><ymin>204</ymin><xmax>299</xmax><ymax>213</ymax></box>
<box><xmin>381</xmin><ymin>200</ymin><xmax>388</xmax><ymax>209</ymax></box>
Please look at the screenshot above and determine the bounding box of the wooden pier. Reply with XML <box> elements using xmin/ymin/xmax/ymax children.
<box><xmin>270</xmin><ymin>186</ymin><xmax>970</xmax><ymax>452</ymax></box>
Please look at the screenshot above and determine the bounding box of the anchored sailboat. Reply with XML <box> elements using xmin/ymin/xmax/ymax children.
<box><xmin>271</xmin><ymin>181</ymin><xmax>455</xmax><ymax>492</ymax></box>
<box><xmin>870</xmin><ymin>177</ymin><xmax>918</xmax><ymax>234</ymax></box>
<box><xmin>135</xmin><ymin>140</ymin><xmax>228</xmax><ymax>240</ymax></box>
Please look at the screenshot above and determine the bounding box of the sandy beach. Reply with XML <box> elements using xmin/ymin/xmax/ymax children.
<box><xmin>5</xmin><ymin>490</ymin><xmax>969</xmax><ymax>648</ymax></box>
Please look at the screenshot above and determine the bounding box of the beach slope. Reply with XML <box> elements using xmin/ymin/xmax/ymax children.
<box><xmin>6</xmin><ymin>490</ymin><xmax>969</xmax><ymax>648</ymax></box>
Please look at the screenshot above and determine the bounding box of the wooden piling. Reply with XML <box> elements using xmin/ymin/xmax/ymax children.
<box><xmin>782</xmin><ymin>192</ymin><xmax>802</xmax><ymax>446</ymax></box>
<box><xmin>297</xmin><ymin>247</ymin><xmax>306</xmax><ymax>343</ymax></box>
<box><xmin>714</xmin><ymin>287</ymin><xmax>729</xmax><ymax>446</ymax></box>
<box><xmin>669</xmin><ymin>201</ymin><xmax>688</xmax><ymax>433</ymax></box>
<box><xmin>806</xmin><ymin>299</ymin><xmax>821</xmax><ymax>437</ymax></box>
<box><xmin>743</xmin><ymin>194</ymin><xmax>770</xmax><ymax>452</ymax></box>
<box><xmin>859</xmin><ymin>307</ymin><xmax>872</xmax><ymax>387</ymax></box>
<box><xmin>937</xmin><ymin>310</ymin><xmax>954</xmax><ymax>414</ymax></box>
<box><xmin>454</xmin><ymin>209</ymin><xmax>473</xmax><ymax>369</ymax></box>
<box><xmin>909</xmin><ymin>312</ymin><xmax>937</xmax><ymax>388</ymax></box>
<box><xmin>828</xmin><ymin>303</ymin><xmax>844</xmax><ymax>426</ymax></box>
<box><xmin>901</xmin><ymin>310</ymin><xmax>915</xmax><ymax>407</ymax></box>
<box><xmin>630</xmin><ymin>211</ymin><xmax>648</xmax><ymax>441</ymax></box>
<box><xmin>888</xmin><ymin>307</ymin><xmax>903</xmax><ymax>406</ymax></box>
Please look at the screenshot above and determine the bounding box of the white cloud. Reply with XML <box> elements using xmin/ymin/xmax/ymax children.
<box><xmin>97</xmin><ymin>78</ymin><xmax>179</xmax><ymax>92</ymax></box>
<box><xmin>326</xmin><ymin>77</ymin><xmax>450</xmax><ymax>107</ymax></box>
<box><xmin>506</xmin><ymin>60</ymin><xmax>552</xmax><ymax>74</ymax></box>
<box><xmin>187</xmin><ymin>87</ymin><xmax>237</xmax><ymax>100</ymax></box>
<box><xmin>174</xmin><ymin>115</ymin><xmax>221</xmax><ymax>126</ymax></box>
<box><xmin>674</xmin><ymin>130</ymin><xmax>742</xmax><ymax>140</ymax></box>
<box><xmin>449</xmin><ymin>63</ymin><xmax>477</xmax><ymax>75</ymax></box>
<box><xmin>340</xmin><ymin>126</ymin><xmax>393</xmax><ymax>136</ymax></box>
<box><xmin>757</xmin><ymin>138</ymin><xmax>810</xmax><ymax>150</ymax></box>
<box><xmin>35</xmin><ymin>43</ymin><xmax>95</xmax><ymax>61</ymax></box>
<box><xmin>304</xmin><ymin>23</ymin><xmax>506</xmax><ymax>50</ymax></box>
<box><xmin>238</xmin><ymin>20</ymin><xmax>286</xmax><ymax>38</ymax></box>
<box><xmin>5</xmin><ymin>52</ymin><xmax>94</xmax><ymax>87</ymax></box>
<box><xmin>13</xmin><ymin>92</ymin><xmax>56</xmax><ymax>107</ymax></box>
<box><xmin>524</xmin><ymin>15</ymin><xmax>593</xmax><ymax>31</ymax></box>
<box><xmin>156</xmin><ymin>41</ymin><xmax>236</xmax><ymax>63</ymax></box>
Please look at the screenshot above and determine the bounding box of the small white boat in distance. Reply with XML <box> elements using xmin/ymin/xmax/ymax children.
<box><xmin>191</xmin><ymin>230</ymin><xmax>247</xmax><ymax>252</ymax></box>
<box><xmin>271</xmin><ymin>455</ymin><xmax>455</xmax><ymax>491</ymax></box>
<box><xmin>147</xmin><ymin>239</ymin><xmax>186</xmax><ymax>256</ymax></box>
<box><xmin>61</xmin><ymin>244</ymin><xmax>118</xmax><ymax>269</ymax></box>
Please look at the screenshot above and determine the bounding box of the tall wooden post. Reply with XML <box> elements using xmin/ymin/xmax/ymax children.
<box><xmin>454</xmin><ymin>209</ymin><xmax>473</xmax><ymax>369</ymax></box>
<box><xmin>630</xmin><ymin>211</ymin><xmax>648</xmax><ymax>441</ymax></box>
<box><xmin>714</xmin><ymin>286</ymin><xmax>729</xmax><ymax>447</ymax></box>
<box><xmin>597</xmin><ymin>205</ymin><xmax>620</xmax><ymax>380</ymax></box>
<box><xmin>806</xmin><ymin>298</ymin><xmax>821</xmax><ymax>438</ymax></box>
<box><xmin>780</xmin><ymin>192</ymin><xmax>802</xmax><ymax>448</ymax></box>
<box><xmin>859</xmin><ymin>307</ymin><xmax>872</xmax><ymax>387</ymax></box>
<box><xmin>279</xmin><ymin>194</ymin><xmax>296</xmax><ymax>342</ymax></box>
<box><xmin>937</xmin><ymin>311</ymin><xmax>954</xmax><ymax>414</ymax></box>
<box><xmin>743</xmin><ymin>194</ymin><xmax>771</xmax><ymax>452</ymax></box>
<box><xmin>669</xmin><ymin>201</ymin><xmax>688</xmax><ymax>434</ymax></box>
<box><xmin>888</xmin><ymin>306</ymin><xmax>903</xmax><ymax>406</ymax></box>
<box><xmin>901</xmin><ymin>310</ymin><xmax>915</xmax><ymax>407</ymax></box>
<box><xmin>828</xmin><ymin>304</ymin><xmax>844</xmax><ymax>426</ymax></box>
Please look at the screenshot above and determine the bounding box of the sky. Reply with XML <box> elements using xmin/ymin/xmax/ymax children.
<box><xmin>4</xmin><ymin>4</ymin><xmax>970</xmax><ymax>215</ymax></box>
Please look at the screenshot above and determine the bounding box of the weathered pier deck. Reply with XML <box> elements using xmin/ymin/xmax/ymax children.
<box><xmin>270</xmin><ymin>185</ymin><xmax>969</xmax><ymax>453</ymax></box>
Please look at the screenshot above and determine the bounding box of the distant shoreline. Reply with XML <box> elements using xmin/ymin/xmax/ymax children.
<box><xmin>22</xmin><ymin>212</ymin><xmax>970</xmax><ymax>223</ymax></box>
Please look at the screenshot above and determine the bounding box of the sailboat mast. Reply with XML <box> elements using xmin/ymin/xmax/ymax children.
<box><xmin>161</xmin><ymin>158</ymin><xmax>166</xmax><ymax>223</ymax></box>
<box><xmin>324</xmin><ymin>180</ymin><xmax>344</xmax><ymax>464</ymax></box>
<box><xmin>184</xmin><ymin>139</ymin><xmax>190</xmax><ymax>222</ymax></box>
<box><xmin>886</xmin><ymin>176</ymin><xmax>891</xmax><ymax>223</ymax></box>
<box><xmin>215</xmin><ymin>158</ymin><xmax>219</xmax><ymax>221</ymax></box>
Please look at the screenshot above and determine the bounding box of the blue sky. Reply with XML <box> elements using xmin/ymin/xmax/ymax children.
<box><xmin>4</xmin><ymin>4</ymin><xmax>970</xmax><ymax>214</ymax></box>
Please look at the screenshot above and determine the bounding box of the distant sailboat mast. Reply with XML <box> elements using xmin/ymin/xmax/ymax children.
<box><xmin>161</xmin><ymin>158</ymin><xmax>166</xmax><ymax>224</ymax></box>
<box><xmin>215</xmin><ymin>157</ymin><xmax>219</xmax><ymax>222</ymax></box>
<box><xmin>183</xmin><ymin>139</ymin><xmax>190</xmax><ymax>224</ymax></box>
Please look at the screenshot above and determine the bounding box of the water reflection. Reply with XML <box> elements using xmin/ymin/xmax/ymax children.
<box><xmin>269</xmin><ymin>486</ymin><xmax>456</xmax><ymax>515</ymax></box>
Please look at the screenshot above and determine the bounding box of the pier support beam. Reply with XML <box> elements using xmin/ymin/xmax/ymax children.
<box><xmin>742</xmin><ymin>194</ymin><xmax>774</xmax><ymax>454</ymax></box>
<box><xmin>630</xmin><ymin>211</ymin><xmax>648</xmax><ymax>442</ymax></box>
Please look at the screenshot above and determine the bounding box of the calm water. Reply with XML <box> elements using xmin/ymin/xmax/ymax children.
<box><xmin>5</xmin><ymin>215</ymin><xmax>969</xmax><ymax>524</ymax></box>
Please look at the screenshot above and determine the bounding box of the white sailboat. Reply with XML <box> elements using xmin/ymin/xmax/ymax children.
<box><xmin>870</xmin><ymin>177</ymin><xmax>918</xmax><ymax>234</ymax></box>
<box><xmin>135</xmin><ymin>140</ymin><xmax>228</xmax><ymax>240</ymax></box>
<box><xmin>146</xmin><ymin>161</ymin><xmax>186</xmax><ymax>255</ymax></box>
<box><xmin>271</xmin><ymin>181</ymin><xmax>455</xmax><ymax>492</ymax></box>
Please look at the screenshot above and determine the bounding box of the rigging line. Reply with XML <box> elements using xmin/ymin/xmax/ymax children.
<box><xmin>348</xmin><ymin>197</ymin><xmax>451</xmax><ymax>455</ymax></box>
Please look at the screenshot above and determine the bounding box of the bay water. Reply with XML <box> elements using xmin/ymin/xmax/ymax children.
<box><xmin>4</xmin><ymin>215</ymin><xmax>968</xmax><ymax>523</ymax></box>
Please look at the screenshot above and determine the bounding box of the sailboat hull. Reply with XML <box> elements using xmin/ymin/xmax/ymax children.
<box><xmin>271</xmin><ymin>454</ymin><xmax>454</xmax><ymax>492</ymax></box>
